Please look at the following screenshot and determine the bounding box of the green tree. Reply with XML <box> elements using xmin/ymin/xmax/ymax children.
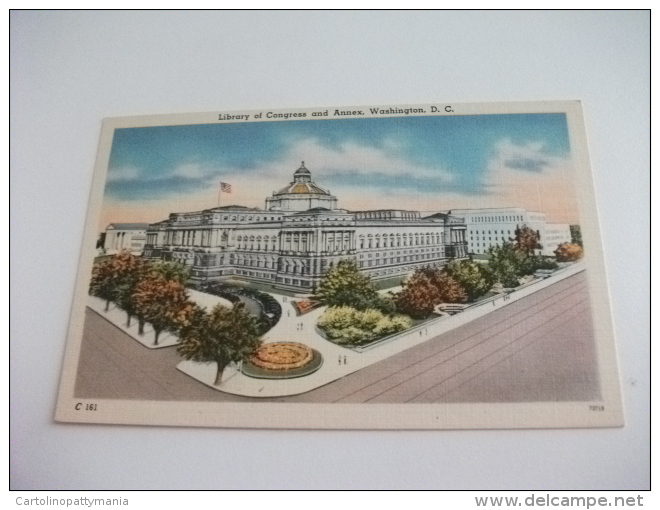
<box><xmin>446</xmin><ymin>259</ymin><xmax>494</xmax><ymax>302</ymax></box>
<box><xmin>514</xmin><ymin>224</ymin><xmax>542</xmax><ymax>256</ymax></box>
<box><xmin>554</xmin><ymin>243</ymin><xmax>584</xmax><ymax>262</ymax></box>
<box><xmin>177</xmin><ymin>303</ymin><xmax>262</xmax><ymax>385</ymax></box>
<box><xmin>314</xmin><ymin>259</ymin><xmax>392</xmax><ymax>313</ymax></box>
<box><xmin>570</xmin><ymin>225</ymin><xmax>583</xmax><ymax>247</ymax></box>
<box><xmin>133</xmin><ymin>274</ymin><xmax>194</xmax><ymax>345</ymax></box>
<box><xmin>150</xmin><ymin>260</ymin><xmax>191</xmax><ymax>284</ymax></box>
<box><xmin>485</xmin><ymin>242</ymin><xmax>526</xmax><ymax>287</ymax></box>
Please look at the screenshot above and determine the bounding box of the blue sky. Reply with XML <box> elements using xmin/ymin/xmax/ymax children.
<box><xmin>101</xmin><ymin>113</ymin><xmax>578</xmax><ymax>226</ymax></box>
<box><xmin>106</xmin><ymin>113</ymin><xmax>570</xmax><ymax>199</ymax></box>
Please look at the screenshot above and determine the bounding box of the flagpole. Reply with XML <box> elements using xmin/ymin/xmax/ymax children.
<box><xmin>218</xmin><ymin>182</ymin><xmax>231</xmax><ymax>207</ymax></box>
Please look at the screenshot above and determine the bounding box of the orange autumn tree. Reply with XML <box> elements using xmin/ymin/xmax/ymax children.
<box><xmin>396</xmin><ymin>268</ymin><xmax>466</xmax><ymax>319</ymax></box>
<box><xmin>89</xmin><ymin>250</ymin><xmax>148</xmax><ymax>317</ymax></box>
<box><xmin>554</xmin><ymin>242</ymin><xmax>584</xmax><ymax>262</ymax></box>
<box><xmin>89</xmin><ymin>256</ymin><xmax>121</xmax><ymax>311</ymax></box>
<box><xmin>395</xmin><ymin>271</ymin><xmax>442</xmax><ymax>319</ymax></box>
<box><xmin>112</xmin><ymin>251</ymin><xmax>150</xmax><ymax>327</ymax></box>
<box><xmin>133</xmin><ymin>274</ymin><xmax>194</xmax><ymax>345</ymax></box>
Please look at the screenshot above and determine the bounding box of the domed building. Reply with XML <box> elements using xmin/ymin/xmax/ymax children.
<box><xmin>265</xmin><ymin>162</ymin><xmax>338</xmax><ymax>212</ymax></box>
<box><xmin>143</xmin><ymin>163</ymin><xmax>467</xmax><ymax>292</ymax></box>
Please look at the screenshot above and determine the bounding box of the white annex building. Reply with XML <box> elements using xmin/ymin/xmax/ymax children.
<box><xmin>448</xmin><ymin>208</ymin><xmax>572</xmax><ymax>257</ymax></box>
<box><xmin>143</xmin><ymin>163</ymin><xmax>469</xmax><ymax>292</ymax></box>
<box><xmin>103</xmin><ymin>223</ymin><xmax>150</xmax><ymax>255</ymax></box>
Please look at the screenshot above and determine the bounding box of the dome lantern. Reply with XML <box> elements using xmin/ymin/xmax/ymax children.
<box><xmin>265</xmin><ymin>162</ymin><xmax>339</xmax><ymax>212</ymax></box>
<box><xmin>293</xmin><ymin>161</ymin><xmax>312</xmax><ymax>183</ymax></box>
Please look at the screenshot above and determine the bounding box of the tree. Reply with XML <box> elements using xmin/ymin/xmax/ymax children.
<box><xmin>424</xmin><ymin>269</ymin><xmax>467</xmax><ymax>304</ymax></box>
<box><xmin>395</xmin><ymin>271</ymin><xmax>442</xmax><ymax>319</ymax></box>
<box><xmin>112</xmin><ymin>251</ymin><xmax>149</xmax><ymax>327</ymax></box>
<box><xmin>485</xmin><ymin>242</ymin><xmax>526</xmax><ymax>287</ymax></box>
<box><xmin>133</xmin><ymin>274</ymin><xmax>194</xmax><ymax>345</ymax></box>
<box><xmin>89</xmin><ymin>257</ymin><xmax>119</xmax><ymax>311</ymax></box>
<box><xmin>446</xmin><ymin>259</ymin><xmax>494</xmax><ymax>302</ymax></box>
<box><xmin>514</xmin><ymin>224</ymin><xmax>542</xmax><ymax>256</ymax></box>
<box><xmin>150</xmin><ymin>260</ymin><xmax>191</xmax><ymax>284</ymax></box>
<box><xmin>554</xmin><ymin>243</ymin><xmax>584</xmax><ymax>262</ymax></box>
<box><xmin>314</xmin><ymin>259</ymin><xmax>392</xmax><ymax>313</ymax></box>
<box><xmin>570</xmin><ymin>225</ymin><xmax>583</xmax><ymax>247</ymax></box>
<box><xmin>177</xmin><ymin>303</ymin><xmax>262</xmax><ymax>385</ymax></box>
<box><xmin>89</xmin><ymin>250</ymin><xmax>149</xmax><ymax>319</ymax></box>
<box><xmin>395</xmin><ymin>268</ymin><xmax>466</xmax><ymax>319</ymax></box>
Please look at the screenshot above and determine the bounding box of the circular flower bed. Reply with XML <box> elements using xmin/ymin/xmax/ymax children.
<box><xmin>249</xmin><ymin>342</ymin><xmax>313</xmax><ymax>371</ymax></box>
<box><xmin>242</xmin><ymin>343</ymin><xmax>323</xmax><ymax>380</ymax></box>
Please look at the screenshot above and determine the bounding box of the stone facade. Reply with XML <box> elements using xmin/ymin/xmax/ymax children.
<box><xmin>143</xmin><ymin>164</ymin><xmax>468</xmax><ymax>292</ymax></box>
<box><xmin>104</xmin><ymin>223</ymin><xmax>150</xmax><ymax>255</ymax></box>
<box><xmin>449</xmin><ymin>208</ymin><xmax>571</xmax><ymax>257</ymax></box>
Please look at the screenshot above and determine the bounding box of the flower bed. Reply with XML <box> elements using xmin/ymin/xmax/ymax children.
<box><xmin>249</xmin><ymin>342</ymin><xmax>313</xmax><ymax>371</ymax></box>
<box><xmin>292</xmin><ymin>299</ymin><xmax>321</xmax><ymax>316</ymax></box>
<box><xmin>242</xmin><ymin>343</ymin><xmax>323</xmax><ymax>379</ymax></box>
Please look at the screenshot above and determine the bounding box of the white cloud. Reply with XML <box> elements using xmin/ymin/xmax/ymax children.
<box><xmin>492</xmin><ymin>139</ymin><xmax>560</xmax><ymax>174</ymax></box>
<box><xmin>171</xmin><ymin>163</ymin><xmax>208</xmax><ymax>179</ymax></box>
<box><xmin>106</xmin><ymin>165</ymin><xmax>140</xmax><ymax>182</ymax></box>
<box><xmin>247</xmin><ymin>137</ymin><xmax>454</xmax><ymax>183</ymax></box>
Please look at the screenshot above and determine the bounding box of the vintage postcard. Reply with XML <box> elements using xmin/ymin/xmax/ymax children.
<box><xmin>54</xmin><ymin>101</ymin><xmax>623</xmax><ymax>429</ymax></box>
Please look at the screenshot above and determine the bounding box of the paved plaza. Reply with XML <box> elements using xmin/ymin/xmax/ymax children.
<box><xmin>75</xmin><ymin>270</ymin><xmax>600</xmax><ymax>404</ymax></box>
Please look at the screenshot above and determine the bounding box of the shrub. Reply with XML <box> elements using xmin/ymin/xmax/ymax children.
<box><xmin>317</xmin><ymin>306</ymin><xmax>411</xmax><ymax>346</ymax></box>
<box><xmin>523</xmin><ymin>255</ymin><xmax>559</xmax><ymax>273</ymax></box>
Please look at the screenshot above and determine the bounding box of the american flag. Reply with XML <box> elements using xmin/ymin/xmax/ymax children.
<box><xmin>220</xmin><ymin>182</ymin><xmax>232</xmax><ymax>193</ymax></box>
